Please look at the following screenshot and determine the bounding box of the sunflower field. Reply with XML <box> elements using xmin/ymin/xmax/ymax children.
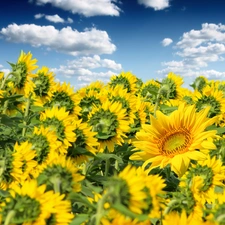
<box><xmin>0</xmin><ymin>51</ymin><xmax>225</xmax><ymax>225</ymax></box>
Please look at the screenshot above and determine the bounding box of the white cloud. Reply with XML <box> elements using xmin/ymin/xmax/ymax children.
<box><xmin>34</xmin><ymin>0</ymin><xmax>121</xmax><ymax>17</ymax></box>
<box><xmin>45</xmin><ymin>14</ymin><xmax>65</xmax><ymax>23</ymax></box>
<box><xmin>35</xmin><ymin>14</ymin><xmax>74</xmax><ymax>24</ymax></box>
<box><xmin>67</xmin><ymin>18</ymin><xmax>73</xmax><ymax>24</ymax></box>
<box><xmin>0</xmin><ymin>23</ymin><xmax>116</xmax><ymax>56</ymax></box>
<box><xmin>51</xmin><ymin>55</ymin><xmax>122</xmax><ymax>85</ymax></box>
<box><xmin>161</xmin><ymin>38</ymin><xmax>173</xmax><ymax>46</ymax></box>
<box><xmin>158</xmin><ymin>23</ymin><xmax>225</xmax><ymax>80</ymax></box>
<box><xmin>34</xmin><ymin>13</ymin><xmax>44</xmax><ymax>19</ymax></box>
<box><xmin>0</xmin><ymin>64</ymin><xmax>3</xmax><ymax>68</ymax></box>
<box><xmin>137</xmin><ymin>0</ymin><xmax>170</xmax><ymax>10</ymax></box>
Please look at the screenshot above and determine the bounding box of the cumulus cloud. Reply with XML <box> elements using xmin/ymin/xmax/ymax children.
<box><xmin>35</xmin><ymin>14</ymin><xmax>73</xmax><ymax>23</ymax></box>
<box><xmin>161</xmin><ymin>38</ymin><xmax>173</xmax><ymax>46</ymax></box>
<box><xmin>51</xmin><ymin>55</ymin><xmax>122</xmax><ymax>86</ymax></box>
<box><xmin>0</xmin><ymin>23</ymin><xmax>116</xmax><ymax>56</ymax></box>
<box><xmin>137</xmin><ymin>0</ymin><xmax>170</xmax><ymax>10</ymax></box>
<box><xmin>34</xmin><ymin>0</ymin><xmax>121</xmax><ymax>17</ymax></box>
<box><xmin>158</xmin><ymin>23</ymin><xmax>225</xmax><ymax>80</ymax></box>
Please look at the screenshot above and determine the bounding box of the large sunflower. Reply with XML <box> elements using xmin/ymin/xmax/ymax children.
<box><xmin>130</xmin><ymin>104</ymin><xmax>218</xmax><ymax>177</ymax></box>
<box><xmin>87</xmin><ymin>100</ymin><xmax>130</xmax><ymax>152</ymax></box>
<box><xmin>0</xmin><ymin>180</ymin><xmax>74</xmax><ymax>225</ymax></box>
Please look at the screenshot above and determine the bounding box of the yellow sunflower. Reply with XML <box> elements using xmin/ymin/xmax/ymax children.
<box><xmin>130</xmin><ymin>103</ymin><xmax>218</xmax><ymax>177</ymax></box>
<box><xmin>67</xmin><ymin>119</ymin><xmax>99</xmax><ymax>164</ymax></box>
<box><xmin>163</xmin><ymin>211</ymin><xmax>202</xmax><ymax>225</ymax></box>
<box><xmin>47</xmin><ymin>81</ymin><xmax>81</xmax><ymax>117</ymax></box>
<box><xmin>0</xmin><ymin>180</ymin><xmax>74</xmax><ymax>225</ymax></box>
<box><xmin>11</xmin><ymin>141</ymin><xmax>37</xmax><ymax>182</ymax></box>
<box><xmin>88</xmin><ymin>100</ymin><xmax>130</xmax><ymax>152</ymax></box>
<box><xmin>180</xmin><ymin>156</ymin><xmax>225</xmax><ymax>204</ymax></box>
<box><xmin>111</xmin><ymin>164</ymin><xmax>147</xmax><ymax>214</ymax></box>
<box><xmin>108</xmin><ymin>71</ymin><xmax>138</xmax><ymax>94</ymax></box>
<box><xmin>108</xmin><ymin>85</ymin><xmax>137</xmax><ymax>124</ymax></box>
<box><xmin>33</xmin><ymin>66</ymin><xmax>56</xmax><ymax>106</ymax></box>
<box><xmin>40</xmin><ymin>106</ymin><xmax>76</xmax><ymax>154</ymax></box>
<box><xmin>8</xmin><ymin>51</ymin><xmax>38</xmax><ymax>97</ymax></box>
<box><xmin>36</xmin><ymin>155</ymin><xmax>84</xmax><ymax>195</ymax></box>
<box><xmin>192</xmin><ymin>85</ymin><xmax>225</xmax><ymax>119</ymax></box>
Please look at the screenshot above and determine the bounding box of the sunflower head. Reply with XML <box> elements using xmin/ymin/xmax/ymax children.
<box><xmin>130</xmin><ymin>104</ymin><xmax>218</xmax><ymax>177</ymax></box>
<box><xmin>36</xmin><ymin>156</ymin><xmax>84</xmax><ymax>195</ymax></box>
<box><xmin>190</xmin><ymin>76</ymin><xmax>208</xmax><ymax>92</ymax></box>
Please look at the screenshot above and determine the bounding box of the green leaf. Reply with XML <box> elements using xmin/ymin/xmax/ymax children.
<box><xmin>68</xmin><ymin>192</ymin><xmax>96</xmax><ymax>210</ymax></box>
<box><xmin>96</xmin><ymin>153</ymin><xmax>123</xmax><ymax>164</ymax></box>
<box><xmin>69</xmin><ymin>214</ymin><xmax>89</xmax><ymax>225</ymax></box>
<box><xmin>206</xmin><ymin>125</ymin><xmax>225</xmax><ymax>134</ymax></box>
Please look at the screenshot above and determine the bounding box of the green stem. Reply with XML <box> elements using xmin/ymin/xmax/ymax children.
<box><xmin>4</xmin><ymin>210</ymin><xmax>15</xmax><ymax>225</ymax></box>
<box><xmin>2</xmin><ymin>100</ymin><xmax>9</xmax><ymax>114</ymax></box>
<box><xmin>0</xmin><ymin>72</ymin><xmax>12</xmax><ymax>90</ymax></box>
<box><xmin>22</xmin><ymin>95</ymin><xmax>31</xmax><ymax>136</ymax></box>
<box><xmin>50</xmin><ymin>176</ymin><xmax>61</xmax><ymax>193</ymax></box>
<box><xmin>105</xmin><ymin>158</ymin><xmax>110</xmax><ymax>177</ymax></box>
<box><xmin>154</xmin><ymin>93</ymin><xmax>160</xmax><ymax>117</ymax></box>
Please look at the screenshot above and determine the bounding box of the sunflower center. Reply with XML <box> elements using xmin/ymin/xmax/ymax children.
<box><xmin>159</xmin><ymin>128</ymin><xmax>191</xmax><ymax>156</ymax></box>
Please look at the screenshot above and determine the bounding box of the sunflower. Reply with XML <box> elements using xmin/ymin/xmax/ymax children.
<box><xmin>40</xmin><ymin>106</ymin><xmax>76</xmax><ymax>154</ymax></box>
<box><xmin>160</xmin><ymin>72</ymin><xmax>184</xmax><ymax>99</ymax></box>
<box><xmin>192</xmin><ymin>85</ymin><xmax>225</xmax><ymax>119</ymax></box>
<box><xmin>77</xmin><ymin>88</ymin><xmax>107</xmax><ymax>122</ymax></box>
<box><xmin>180</xmin><ymin>156</ymin><xmax>225</xmax><ymax>204</ymax></box>
<box><xmin>130</xmin><ymin>104</ymin><xmax>218</xmax><ymax>177</ymax></box>
<box><xmin>67</xmin><ymin>119</ymin><xmax>99</xmax><ymax>164</ymax></box>
<box><xmin>7</xmin><ymin>51</ymin><xmax>38</xmax><ymax>97</ymax></box>
<box><xmin>108</xmin><ymin>71</ymin><xmax>138</xmax><ymax>94</ymax></box>
<box><xmin>47</xmin><ymin>82</ymin><xmax>81</xmax><ymax>117</ymax></box>
<box><xmin>108</xmin><ymin>85</ymin><xmax>137</xmax><ymax>124</ymax></box>
<box><xmin>140</xmin><ymin>79</ymin><xmax>161</xmax><ymax>103</ymax></box>
<box><xmin>162</xmin><ymin>211</ymin><xmax>202</xmax><ymax>225</ymax></box>
<box><xmin>87</xmin><ymin>100</ymin><xmax>130</xmax><ymax>152</ymax></box>
<box><xmin>36</xmin><ymin>155</ymin><xmax>84</xmax><ymax>195</ymax></box>
<box><xmin>0</xmin><ymin>180</ymin><xmax>74</xmax><ymax>225</ymax></box>
<box><xmin>190</xmin><ymin>76</ymin><xmax>208</xmax><ymax>92</ymax></box>
<box><xmin>32</xmin><ymin>66</ymin><xmax>56</xmax><ymax>106</ymax></box>
<box><xmin>11</xmin><ymin>141</ymin><xmax>37</xmax><ymax>182</ymax></box>
<box><xmin>106</xmin><ymin>164</ymin><xmax>147</xmax><ymax>215</ymax></box>
<box><xmin>136</xmin><ymin>167</ymin><xmax>166</xmax><ymax>219</ymax></box>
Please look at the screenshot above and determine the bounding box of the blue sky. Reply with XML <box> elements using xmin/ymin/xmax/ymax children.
<box><xmin>1</xmin><ymin>0</ymin><xmax>225</xmax><ymax>88</ymax></box>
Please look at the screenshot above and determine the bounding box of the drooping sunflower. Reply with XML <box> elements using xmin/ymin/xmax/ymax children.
<box><xmin>87</xmin><ymin>100</ymin><xmax>130</xmax><ymax>152</ymax></box>
<box><xmin>179</xmin><ymin>156</ymin><xmax>225</xmax><ymax>204</ymax></box>
<box><xmin>108</xmin><ymin>71</ymin><xmax>138</xmax><ymax>94</ymax></box>
<box><xmin>40</xmin><ymin>106</ymin><xmax>76</xmax><ymax>154</ymax></box>
<box><xmin>7</xmin><ymin>51</ymin><xmax>38</xmax><ymax>97</ymax></box>
<box><xmin>32</xmin><ymin>66</ymin><xmax>56</xmax><ymax>106</ymax></box>
<box><xmin>67</xmin><ymin>119</ymin><xmax>99</xmax><ymax>164</ymax></box>
<box><xmin>47</xmin><ymin>82</ymin><xmax>81</xmax><ymax>117</ymax></box>
<box><xmin>130</xmin><ymin>104</ymin><xmax>218</xmax><ymax>177</ymax></box>
<box><xmin>0</xmin><ymin>180</ymin><xmax>74</xmax><ymax>225</ymax></box>
<box><xmin>36</xmin><ymin>155</ymin><xmax>84</xmax><ymax>195</ymax></box>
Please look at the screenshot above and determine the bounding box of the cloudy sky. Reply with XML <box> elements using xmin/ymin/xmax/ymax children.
<box><xmin>1</xmin><ymin>0</ymin><xmax>225</xmax><ymax>88</ymax></box>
